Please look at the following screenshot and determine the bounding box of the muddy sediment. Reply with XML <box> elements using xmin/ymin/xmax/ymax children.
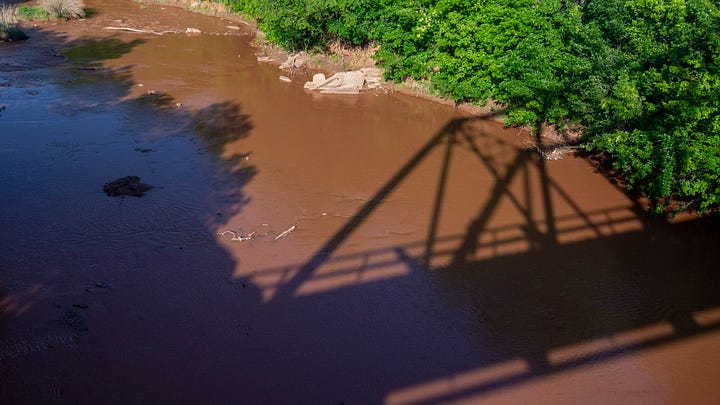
<box><xmin>1</xmin><ymin>1</ymin><xmax>720</xmax><ymax>404</ymax></box>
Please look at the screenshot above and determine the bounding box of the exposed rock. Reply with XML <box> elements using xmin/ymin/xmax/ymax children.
<box><xmin>279</xmin><ymin>52</ymin><xmax>308</xmax><ymax>70</ymax></box>
<box><xmin>293</xmin><ymin>55</ymin><xmax>307</xmax><ymax>68</ymax></box>
<box><xmin>342</xmin><ymin>71</ymin><xmax>365</xmax><ymax>88</ymax></box>
<box><xmin>279</xmin><ymin>76</ymin><xmax>292</xmax><ymax>83</ymax></box>
<box><xmin>304</xmin><ymin>69</ymin><xmax>382</xmax><ymax>94</ymax></box>
<box><xmin>185</xmin><ymin>27</ymin><xmax>202</xmax><ymax>35</ymax></box>
<box><xmin>311</xmin><ymin>73</ymin><xmax>326</xmax><ymax>83</ymax></box>
<box><xmin>103</xmin><ymin>176</ymin><xmax>154</xmax><ymax>197</ymax></box>
<box><xmin>361</xmin><ymin>67</ymin><xmax>384</xmax><ymax>89</ymax></box>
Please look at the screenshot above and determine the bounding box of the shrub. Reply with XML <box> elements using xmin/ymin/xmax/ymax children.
<box><xmin>0</xmin><ymin>4</ymin><xmax>28</xmax><ymax>41</ymax></box>
<box><xmin>40</xmin><ymin>0</ymin><xmax>85</xmax><ymax>19</ymax></box>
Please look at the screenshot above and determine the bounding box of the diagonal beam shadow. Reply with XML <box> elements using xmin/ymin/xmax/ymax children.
<box><xmin>270</xmin><ymin>117</ymin><xmax>476</xmax><ymax>302</ymax></box>
<box><xmin>434</xmin><ymin>124</ymin><xmax>552</xmax><ymax>268</ymax></box>
<box><xmin>523</xmin><ymin>132</ymin><xmax>647</xmax><ymax>233</ymax></box>
<box><xmin>448</xmin><ymin>146</ymin><xmax>534</xmax><ymax>267</ymax></box>
<box><xmin>446</xmin><ymin>126</ymin><xmax>642</xmax><ymax>267</ymax></box>
<box><xmin>418</xmin><ymin>118</ymin><xmax>567</xmax><ymax>267</ymax></box>
<box><xmin>461</xmin><ymin>129</ymin><xmax>601</xmax><ymax>236</ymax></box>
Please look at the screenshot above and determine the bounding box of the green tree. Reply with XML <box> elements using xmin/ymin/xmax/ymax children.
<box><xmin>581</xmin><ymin>0</ymin><xmax>720</xmax><ymax>213</ymax></box>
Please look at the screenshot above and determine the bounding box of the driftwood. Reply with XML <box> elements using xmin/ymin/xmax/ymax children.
<box><xmin>218</xmin><ymin>223</ymin><xmax>297</xmax><ymax>242</ymax></box>
<box><xmin>217</xmin><ymin>230</ymin><xmax>256</xmax><ymax>242</ymax></box>
<box><xmin>103</xmin><ymin>27</ymin><xmax>179</xmax><ymax>35</ymax></box>
<box><xmin>274</xmin><ymin>225</ymin><xmax>296</xmax><ymax>241</ymax></box>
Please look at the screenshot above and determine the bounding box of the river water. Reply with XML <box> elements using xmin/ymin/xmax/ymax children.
<box><xmin>1</xmin><ymin>1</ymin><xmax>720</xmax><ymax>403</ymax></box>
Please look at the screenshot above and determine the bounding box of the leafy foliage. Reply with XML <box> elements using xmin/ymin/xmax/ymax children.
<box><xmin>218</xmin><ymin>0</ymin><xmax>720</xmax><ymax>215</ymax></box>
<box><xmin>579</xmin><ymin>0</ymin><xmax>720</xmax><ymax>213</ymax></box>
<box><xmin>221</xmin><ymin>0</ymin><xmax>372</xmax><ymax>50</ymax></box>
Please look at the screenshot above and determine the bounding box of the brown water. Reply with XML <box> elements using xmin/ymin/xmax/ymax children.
<box><xmin>2</xmin><ymin>1</ymin><xmax>720</xmax><ymax>403</ymax></box>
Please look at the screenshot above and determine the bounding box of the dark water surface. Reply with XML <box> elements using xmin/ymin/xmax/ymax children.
<box><xmin>2</xmin><ymin>1</ymin><xmax>720</xmax><ymax>403</ymax></box>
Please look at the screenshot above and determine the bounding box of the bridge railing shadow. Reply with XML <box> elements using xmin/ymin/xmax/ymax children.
<box><xmin>254</xmin><ymin>116</ymin><xmax>651</xmax><ymax>300</ymax></box>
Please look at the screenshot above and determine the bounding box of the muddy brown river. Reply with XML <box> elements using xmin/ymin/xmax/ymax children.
<box><xmin>2</xmin><ymin>1</ymin><xmax>720</xmax><ymax>403</ymax></box>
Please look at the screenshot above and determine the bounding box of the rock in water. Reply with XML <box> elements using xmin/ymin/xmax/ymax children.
<box><xmin>103</xmin><ymin>176</ymin><xmax>154</xmax><ymax>197</ymax></box>
<box><xmin>310</xmin><ymin>73</ymin><xmax>326</xmax><ymax>84</ymax></box>
<box><xmin>342</xmin><ymin>71</ymin><xmax>365</xmax><ymax>88</ymax></box>
<box><xmin>303</xmin><ymin>70</ymin><xmax>365</xmax><ymax>94</ymax></box>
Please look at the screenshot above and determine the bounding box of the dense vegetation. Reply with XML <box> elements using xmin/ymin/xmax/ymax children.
<box><xmin>220</xmin><ymin>0</ymin><xmax>720</xmax><ymax>215</ymax></box>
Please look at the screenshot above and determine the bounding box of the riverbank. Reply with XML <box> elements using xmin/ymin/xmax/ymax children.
<box><xmin>130</xmin><ymin>0</ymin><xmax>511</xmax><ymax>116</ymax></box>
<box><xmin>137</xmin><ymin>0</ymin><xmax>587</xmax><ymax>163</ymax></box>
<box><xmin>166</xmin><ymin>0</ymin><xmax>720</xmax><ymax>216</ymax></box>
<box><xmin>10</xmin><ymin>0</ymin><xmax>545</xmax><ymax>131</ymax></box>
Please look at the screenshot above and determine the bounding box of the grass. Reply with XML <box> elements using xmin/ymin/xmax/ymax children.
<box><xmin>0</xmin><ymin>4</ymin><xmax>28</xmax><ymax>41</ymax></box>
<box><xmin>39</xmin><ymin>0</ymin><xmax>86</xmax><ymax>19</ymax></box>
<box><xmin>16</xmin><ymin>5</ymin><xmax>51</xmax><ymax>20</ymax></box>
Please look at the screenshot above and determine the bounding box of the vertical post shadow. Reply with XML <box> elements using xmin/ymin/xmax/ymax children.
<box><xmin>423</xmin><ymin>128</ymin><xmax>456</xmax><ymax>267</ymax></box>
<box><xmin>270</xmin><ymin>118</ymin><xmax>474</xmax><ymax>302</ymax></box>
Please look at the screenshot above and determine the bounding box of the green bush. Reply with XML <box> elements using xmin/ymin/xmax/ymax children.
<box><xmin>16</xmin><ymin>5</ymin><xmax>51</xmax><ymax>20</ymax></box>
<box><xmin>579</xmin><ymin>0</ymin><xmax>720</xmax><ymax>214</ymax></box>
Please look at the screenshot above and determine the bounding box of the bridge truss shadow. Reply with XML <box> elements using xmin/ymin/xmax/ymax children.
<box><xmin>251</xmin><ymin>116</ymin><xmax>720</xmax><ymax>403</ymax></box>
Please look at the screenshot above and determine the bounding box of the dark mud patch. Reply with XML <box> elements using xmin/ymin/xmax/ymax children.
<box><xmin>103</xmin><ymin>175</ymin><xmax>153</xmax><ymax>197</ymax></box>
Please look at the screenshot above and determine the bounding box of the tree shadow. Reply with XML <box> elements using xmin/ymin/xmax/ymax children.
<box><xmin>61</xmin><ymin>37</ymin><xmax>147</xmax><ymax>66</ymax></box>
<box><xmin>0</xmin><ymin>27</ymin><xmax>259</xmax><ymax>402</ymax></box>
